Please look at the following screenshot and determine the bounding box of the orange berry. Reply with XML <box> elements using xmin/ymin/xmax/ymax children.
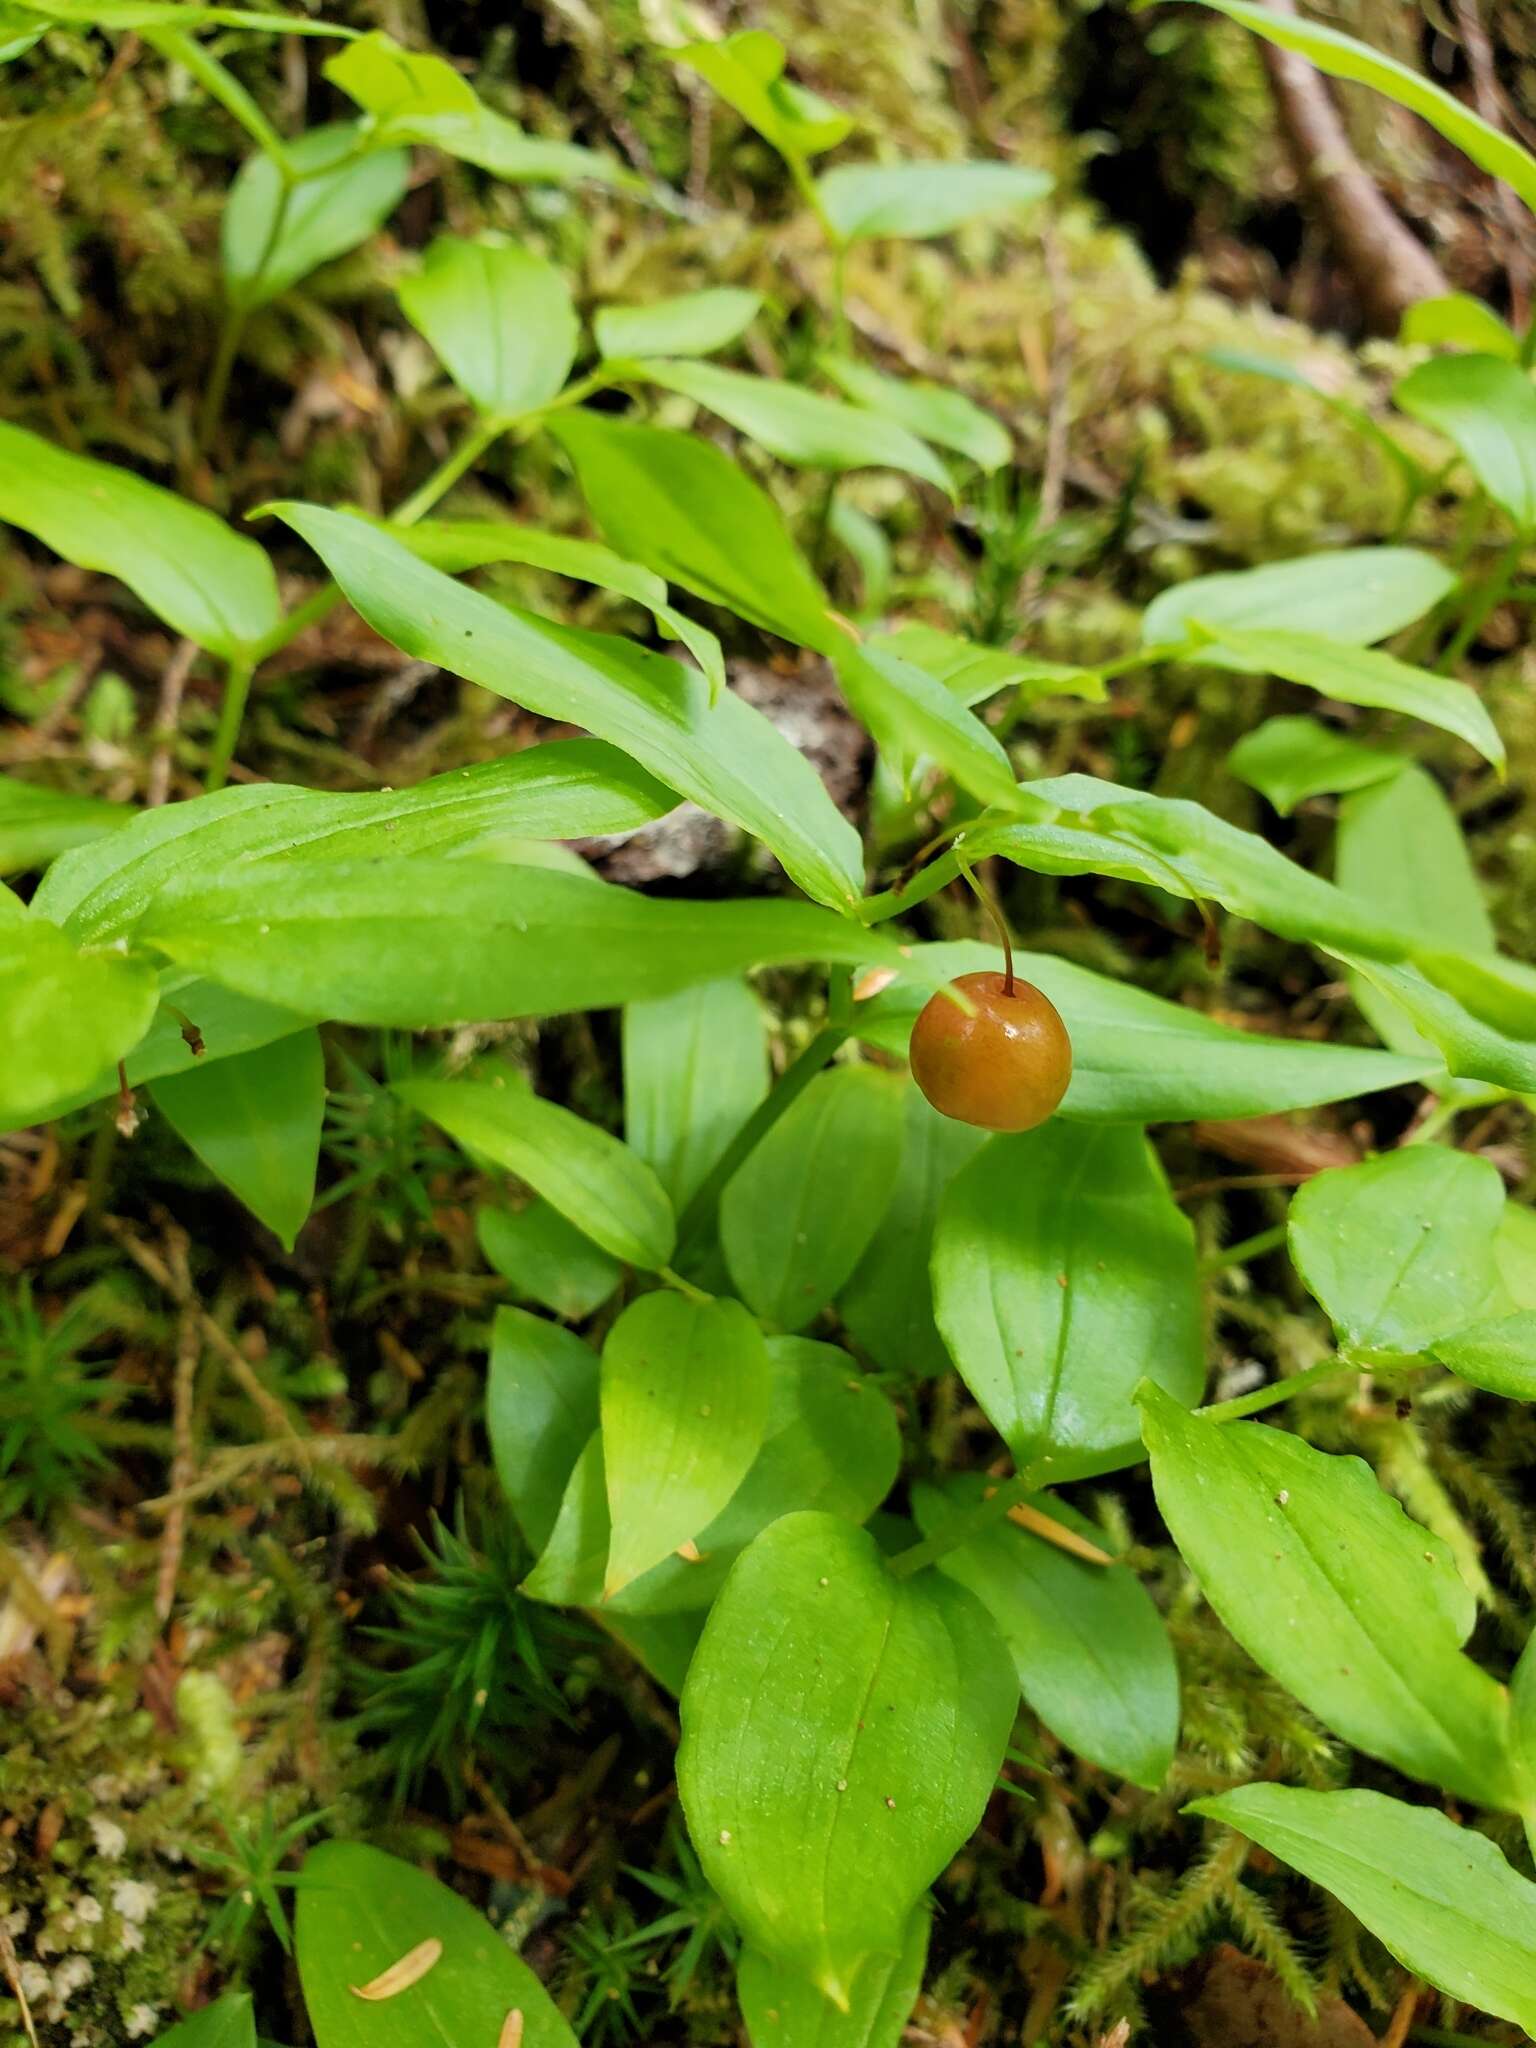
<box><xmin>909</xmin><ymin>970</ymin><xmax>1072</xmax><ymax>1133</ymax></box>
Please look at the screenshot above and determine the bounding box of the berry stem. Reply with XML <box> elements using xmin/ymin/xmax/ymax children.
<box><xmin>958</xmin><ymin>853</ymin><xmax>1015</xmax><ymax>995</ymax></box>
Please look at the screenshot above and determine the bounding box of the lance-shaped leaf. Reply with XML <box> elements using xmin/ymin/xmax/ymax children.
<box><xmin>815</xmin><ymin>159</ymin><xmax>1052</xmax><ymax>243</ymax></box>
<box><xmin>478</xmin><ymin>1201</ymin><xmax>621</xmax><ymax>1322</ymax></box>
<box><xmin>39</xmin><ymin>742</ymin><xmax>675</xmax><ymax>942</ymax></box>
<box><xmin>819</xmin><ymin>356</ymin><xmax>1009</xmax><ymax>471</ymax></box>
<box><xmin>737</xmin><ymin>1903</ymin><xmax>930</xmax><ymax>2048</ymax></box>
<box><xmin>674</xmin><ymin>31</ymin><xmax>852</xmax><ymax>164</ymax></box>
<box><xmin>677</xmin><ymin>1512</ymin><xmax>1016</xmax><ymax>2007</ymax></box>
<box><xmin>524</xmin><ymin>1338</ymin><xmax>900</xmax><ymax>1616</ymax></box>
<box><xmin>1</xmin><ymin>916</ymin><xmax>159</xmax><ymax>1128</ymax></box>
<box><xmin>1189</xmin><ymin>624</ymin><xmax>1504</xmax><ymax>771</ymax></box>
<box><xmin>1139</xmin><ymin>1384</ymin><xmax>1518</xmax><ymax>1808</ymax></box>
<box><xmin>1227</xmin><ymin>716</ymin><xmax>1404</xmax><ymax>815</ymax></box>
<box><xmin>398</xmin><ymin>235</ymin><xmax>578</xmax><ymax>417</ymax></box>
<box><xmin>324</xmin><ymin>31</ymin><xmax>635</xmax><ymax>189</ymax></box>
<box><xmin>595</xmin><ymin>288</ymin><xmax>762</xmax><ymax>361</ymax></box>
<box><xmin>721</xmin><ymin>1066</ymin><xmax>904</xmax><ymax>1331</ymax></box>
<box><xmin>0</xmin><ymin>421</ymin><xmax>281</xmax><ymax>660</ymax></box>
<box><xmin>265</xmin><ymin>502</ymin><xmax>863</xmax><ymax>909</ymax></box>
<box><xmin>1396</xmin><ymin>354</ymin><xmax>1536</xmax><ymax>531</ymax></box>
<box><xmin>600</xmin><ymin>1290</ymin><xmax>772</xmax><ymax>1596</ymax></box>
<box><xmin>1401</xmin><ymin>293</ymin><xmax>1519</xmax><ymax>359</ymax></box>
<box><xmin>486</xmin><ymin>1305</ymin><xmax>601</xmax><ymax>1552</ymax></box>
<box><xmin>1189</xmin><ymin>1785</ymin><xmax>1536</xmax><ymax>2034</ymax></box>
<box><xmin>150</xmin><ymin>1029</ymin><xmax>324</xmax><ymax>1251</ymax></box>
<box><xmin>0</xmin><ymin>774</ymin><xmax>132</xmax><ymax>874</ymax></box>
<box><xmin>382</xmin><ymin>515</ymin><xmax>725</xmax><ymax>701</ymax></box>
<box><xmin>136</xmin><ymin>863</ymin><xmax>898</xmax><ymax>1025</ymax></box>
<box><xmin>549</xmin><ymin>410</ymin><xmax>837</xmax><ymax>649</ymax></box>
<box><xmin>623</xmin><ymin>977</ymin><xmax>767</xmax><ymax>1212</ymax></box>
<box><xmin>1184</xmin><ymin>1</ymin><xmax>1536</xmax><ymax>217</ymax></box>
<box><xmin>635</xmin><ymin>359</ymin><xmax>953</xmax><ymax>492</ymax></box>
<box><xmin>835</xmin><ymin>643</ymin><xmax>1020</xmax><ymax>809</ymax></box>
<box><xmin>1288</xmin><ymin>1145</ymin><xmax>1506</xmax><ymax>1356</ymax></box>
<box><xmin>221</xmin><ymin>122</ymin><xmax>408</xmax><ymax>310</ymax></box>
<box><xmin>839</xmin><ymin>1087</ymin><xmax>987</xmax><ymax>1379</ymax></box>
<box><xmin>870</xmin><ymin>624</ymin><xmax>1103</xmax><ymax>706</ymax></box>
<box><xmin>933</xmin><ymin>1124</ymin><xmax>1202</xmax><ymax>1483</ymax></box>
<box><xmin>912</xmin><ymin>1475</ymin><xmax>1178</xmax><ymax>1790</ymax></box>
<box><xmin>297</xmin><ymin>1840</ymin><xmax>579</xmax><ymax>2048</ymax></box>
<box><xmin>1141</xmin><ymin>545</ymin><xmax>1454</xmax><ymax>657</ymax></box>
<box><xmin>396</xmin><ymin>1074</ymin><xmax>675</xmax><ymax>1270</ymax></box>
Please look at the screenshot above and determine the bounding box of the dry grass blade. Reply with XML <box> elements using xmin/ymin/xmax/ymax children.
<box><xmin>349</xmin><ymin>1936</ymin><xmax>443</xmax><ymax>2000</ymax></box>
<box><xmin>1005</xmin><ymin>1499</ymin><xmax>1114</xmax><ymax>1567</ymax></box>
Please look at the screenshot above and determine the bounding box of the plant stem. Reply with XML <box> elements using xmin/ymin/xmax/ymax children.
<box><xmin>673</xmin><ymin>1015</ymin><xmax>851</xmax><ymax>1259</ymax></box>
<box><xmin>198</xmin><ymin>306</ymin><xmax>249</xmax><ymax>455</ymax></box>
<box><xmin>206</xmin><ymin>657</ymin><xmax>253</xmax><ymax>792</ymax></box>
<box><xmin>886</xmin><ymin>1474</ymin><xmax>1038</xmax><ymax>1580</ymax></box>
<box><xmin>957</xmin><ymin>853</ymin><xmax>1015</xmax><ymax>993</ymax></box>
<box><xmin>1439</xmin><ymin>534</ymin><xmax>1525</xmax><ymax>671</ymax></box>
<box><xmin>1199</xmin><ymin>1221</ymin><xmax>1288</xmax><ymax>1274</ymax></box>
<box><xmin>390</xmin><ymin>413</ymin><xmax>512</xmax><ymax>526</ymax></box>
<box><xmin>146</xmin><ymin>27</ymin><xmax>298</xmax><ymax>175</ymax></box>
<box><xmin>1197</xmin><ymin>1351</ymin><xmax>1423</xmax><ymax>1425</ymax></box>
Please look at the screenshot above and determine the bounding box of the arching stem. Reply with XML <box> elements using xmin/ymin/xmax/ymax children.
<box><xmin>957</xmin><ymin>852</ymin><xmax>1015</xmax><ymax>995</ymax></box>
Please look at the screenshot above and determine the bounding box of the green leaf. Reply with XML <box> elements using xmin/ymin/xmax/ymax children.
<box><xmin>324</xmin><ymin>32</ymin><xmax>634</xmax><ymax>189</ymax></box>
<box><xmin>138</xmin><ymin>863</ymin><xmax>896</xmax><ymax>1025</ymax></box>
<box><xmin>839</xmin><ymin>1087</ymin><xmax>986</xmax><ymax>1379</ymax></box>
<box><xmin>1343</xmin><ymin>954</ymin><xmax>1536</xmax><ymax>1095</ymax></box>
<box><xmin>677</xmin><ymin>1512</ymin><xmax>1016</xmax><ymax>2006</ymax></box>
<box><xmin>1336</xmin><ymin>764</ymin><xmax>1495</xmax><ymax>1066</ymax></box>
<box><xmin>721</xmin><ymin>1066</ymin><xmax>904</xmax><ymax>1332</ymax></box>
<box><xmin>912</xmin><ymin>1474</ymin><xmax>1178</xmax><ymax>1789</ymax></box>
<box><xmin>819</xmin><ymin>356</ymin><xmax>1009</xmax><ymax>470</ymax></box>
<box><xmin>23</xmin><ymin>0</ymin><xmax>354</xmax><ymax>25</ymax></box>
<box><xmin>1190</xmin><ymin>625</ymin><xmax>1505</xmax><ymax>771</ymax></box>
<box><xmin>1139</xmin><ymin>1383</ymin><xmax>1517</xmax><ymax>1807</ymax></box>
<box><xmin>398</xmin><ymin>1074</ymin><xmax>674</xmax><ymax>1269</ymax></box>
<box><xmin>548</xmin><ymin>411</ymin><xmax>836</xmax><ymax>650</ymax></box>
<box><xmin>674</xmin><ymin>31</ymin><xmax>852</xmax><ymax>165</ymax></box>
<box><xmin>477</xmin><ymin>1201</ymin><xmax>621</xmax><ymax>1322</ymax></box>
<box><xmin>595</xmin><ymin>287</ymin><xmax>762</xmax><ymax>361</ymax></box>
<box><xmin>381</xmin><ymin>515</ymin><xmax>725</xmax><ymax>703</ymax></box>
<box><xmin>1395</xmin><ymin>354</ymin><xmax>1536</xmax><ymax>530</ymax></box>
<box><xmin>1226</xmin><ymin>715</ymin><xmax>1404</xmax><ymax>815</ymax></box>
<box><xmin>870</xmin><ymin>624</ymin><xmax>1103</xmax><ymax>706</ymax></box>
<box><xmin>486</xmin><ymin>1304</ymin><xmax>600</xmax><ymax>1551</ymax></box>
<box><xmin>526</xmin><ymin>1338</ymin><xmax>901</xmax><ymax>1615</ymax></box>
<box><xmin>934</xmin><ymin>1124</ymin><xmax>1202</xmax><ymax>1483</ymax></box>
<box><xmin>1288</xmin><ymin>1146</ymin><xmax>1505</xmax><ymax>1356</ymax></box>
<box><xmin>151</xmin><ymin>1994</ymin><xmax>257</xmax><ymax>2048</ymax></box>
<box><xmin>0</xmin><ymin>774</ymin><xmax>132</xmax><ymax>874</ymax></box>
<box><xmin>1142</xmin><ymin>546</ymin><xmax>1454</xmax><ymax>658</ymax></box>
<box><xmin>1184</xmin><ymin>0</ymin><xmax>1536</xmax><ymax>216</ymax></box>
<box><xmin>1</xmin><ymin>916</ymin><xmax>159</xmax><ymax>1127</ymax></box>
<box><xmin>1188</xmin><ymin>1785</ymin><xmax>1536</xmax><ymax>2033</ymax></box>
<box><xmin>0</xmin><ymin>420</ymin><xmax>281</xmax><ymax>660</ymax></box>
<box><xmin>398</xmin><ymin>235</ymin><xmax>577</xmax><ymax>418</ymax></box>
<box><xmin>855</xmin><ymin>940</ymin><xmax>1433</xmax><ymax>1119</ymax></box>
<box><xmin>1401</xmin><ymin>293</ymin><xmax>1519</xmax><ymax>360</ymax></box>
<box><xmin>150</xmin><ymin>1030</ymin><xmax>324</xmax><ymax>1250</ymax></box>
<box><xmin>37</xmin><ymin>744</ymin><xmax>677</xmax><ymax>941</ymax></box>
<box><xmin>1498</xmin><ymin>1200</ymin><xmax>1536</xmax><ymax>1308</ymax></box>
<box><xmin>737</xmin><ymin>1904</ymin><xmax>929</xmax><ymax>2048</ymax></box>
<box><xmin>815</xmin><ymin>160</ymin><xmax>1052</xmax><ymax>242</ymax></box>
<box><xmin>600</xmin><ymin>1290</ymin><xmax>772</xmax><ymax>1595</ymax></box>
<box><xmin>834</xmin><ymin>644</ymin><xmax>1020</xmax><ymax>808</ymax></box>
<box><xmin>265</xmin><ymin>502</ymin><xmax>863</xmax><ymax>910</ymax></box>
<box><xmin>623</xmin><ymin>977</ymin><xmax>767</xmax><ymax>1211</ymax></box>
<box><xmin>221</xmin><ymin>123</ymin><xmax>408</xmax><ymax>311</ymax></box>
<box><xmin>296</xmin><ymin>1839</ymin><xmax>579</xmax><ymax>2047</ymax></box>
<box><xmin>636</xmin><ymin>359</ymin><xmax>953</xmax><ymax>492</ymax></box>
<box><xmin>1431</xmin><ymin>1310</ymin><xmax>1536</xmax><ymax>1400</ymax></box>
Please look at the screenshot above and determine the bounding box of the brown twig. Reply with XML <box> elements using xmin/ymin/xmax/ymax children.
<box><xmin>1453</xmin><ymin>0</ymin><xmax>1534</xmax><ymax>327</ymax></box>
<box><xmin>146</xmin><ymin>636</ymin><xmax>199</xmax><ymax>807</ymax></box>
<box><xmin>155</xmin><ymin>1299</ymin><xmax>200</xmax><ymax>1623</ymax></box>
<box><xmin>1255</xmin><ymin>0</ymin><xmax>1447</xmax><ymax>332</ymax></box>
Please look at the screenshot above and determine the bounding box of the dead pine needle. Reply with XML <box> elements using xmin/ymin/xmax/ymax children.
<box><xmin>499</xmin><ymin>2010</ymin><xmax>525</xmax><ymax>2048</ymax></box>
<box><xmin>349</xmin><ymin>1936</ymin><xmax>443</xmax><ymax>2001</ymax></box>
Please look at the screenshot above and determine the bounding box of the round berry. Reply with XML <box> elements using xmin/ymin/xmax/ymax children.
<box><xmin>909</xmin><ymin>970</ymin><xmax>1072</xmax><ymax>1133</ymax></box>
